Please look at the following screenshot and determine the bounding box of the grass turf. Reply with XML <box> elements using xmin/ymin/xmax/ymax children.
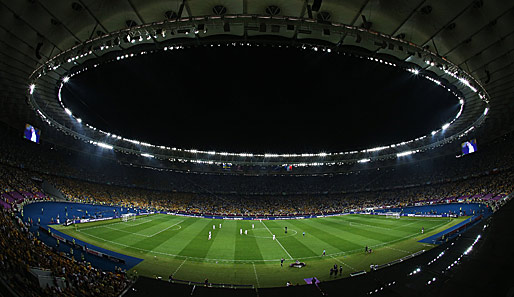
<box><xmin>53</xmin><ymin>213</ymin><xmax>465</xmax><ymax>287</ymax></box>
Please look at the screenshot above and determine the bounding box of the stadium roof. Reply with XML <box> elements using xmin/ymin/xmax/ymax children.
<box><xmin>1</xmin><ymin>0</ymin><xmax>513</xmax><ymax>161</ymax></box>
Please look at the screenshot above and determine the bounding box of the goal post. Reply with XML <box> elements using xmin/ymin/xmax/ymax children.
<box><xmin>385</xmin><ymin>212</ymin><xmax>401</xmax><ymax>219</ymax></box>
<box><xmin>121</xmin><ymin>213</ymin><xmax>136</xmax><ymax>222</ymax></box>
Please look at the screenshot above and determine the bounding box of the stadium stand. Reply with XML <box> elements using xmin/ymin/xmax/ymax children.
<box><xmin>0</xmin><ymin>120</ymin><xmax>513</xmax><ymax>296</ymax></box>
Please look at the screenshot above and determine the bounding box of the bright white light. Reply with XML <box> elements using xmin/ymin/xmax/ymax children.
<box><xmin>442</xmin><ymin>123</ymin><xmax>450</xmax><ymax>130</ymax></box>
<box><xmin>96</xmin><ymin>142</ymin><xmax>113</xmax><ymax>150</ymax></box>
<box><xmin>431</xmin><ymin>130</ymin><xmax>437</xmax><ymax>135</ymax></box>
<box><xmin>76</xmin><ymin>118</ymin><xmax>82</xmax><ymax>123</ymax></box>
<box><xmin>366</xmin><ymin>146</ymin><xmax>387</xmax><ymax>153</ymax></box>
<box><xmin>397</xmin><ymin>151</ymin><xmax>414</xmax><ymax>157</ymax></box>
<box><xmin>408</xmin><ymin>68</ymin><xmax>420</xmax><ymax>75</ymax></box>
<box><xmin>358</xmin><ymin>158</ymin><xmax>371</xmax><ymax>163</ymax></box>
<box><xmin>29</xmin><ymin>84</ymin><xmax>36</xmax><ymax>94</ymax></box>
<box><xmin>63</xmin><ymin>76</ymin><xmax>70</xmax><ymax>83</ymax></box>
<box><xmin>483</xmin><ymin>107</ymin><xmax>489</xmax><ymax>115</ymax></box>
<box><xmin>141</xmin><ymin>153</ymin><xmax>154</xmax><ymax>158</ymax></box>
<box><xmin>64</xmin><ymin>108</ymin><xmax>72</xmax><ymax>115</ymax></box>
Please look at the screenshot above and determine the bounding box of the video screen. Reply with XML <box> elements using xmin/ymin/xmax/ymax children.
<box><xmin>461</xmin><ymin>139</ymin><xmax>477</xmax><ymax>155</ymax></box>
<box><xmin>23</xmin><ymin>124</ymin><xmax>41</xmax><ymax>144</ymax></box>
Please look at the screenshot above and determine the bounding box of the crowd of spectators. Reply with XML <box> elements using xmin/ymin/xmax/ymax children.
<box><xmin>0</xmin><ymin>121</ymin><xmax>513</xmax><ymax>216</ymax></box>
<box><xmin>0</xmin><ymin>121</ymin><xmax>513</xmax><ymax>197</ymax></box>
<box><xmin>36</xmin><ymin>169</ymin><xmax>511</xmax><ymax>216</ymax></box>
<box><xmin>0</xmin><ymin>207</ymin><xmax>130</xmax><ymax>296</ymax></box>
<box><xmin>0</xmin><ymin>121</ymin><xmax>513</xmax><ymax>296</ymax></box>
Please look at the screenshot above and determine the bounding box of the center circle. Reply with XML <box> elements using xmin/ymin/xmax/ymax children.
<box><xmin>62</xmin><ymin>44</ymin><xmax>459</xmax><ymax>153</ymax></box>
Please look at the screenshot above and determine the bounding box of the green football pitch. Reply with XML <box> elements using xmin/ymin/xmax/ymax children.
<box><xmin>53</xmin><ymin>213</ymin><xmax>464</xmax><ymax>287</ymax></box>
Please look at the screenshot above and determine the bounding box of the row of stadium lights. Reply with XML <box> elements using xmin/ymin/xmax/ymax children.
<box><xmin>367</xmin><ymin>281</ymin><xmax>396</xmax><ymax>295</ymax></box>
<box><xmin>403</xmin><ymin>233</ymin><xmax>482</xmax><ymax>290</ymax></box>
<box><xmin>29</xmin><ymin>40</ymin><xmax>488</xmax><ymax>165</ymax></box>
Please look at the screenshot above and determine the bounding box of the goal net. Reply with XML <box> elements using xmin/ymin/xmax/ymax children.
<box><xmin>385</xmin><ymin>212</ymin><xmax>401</xmax><ymax>219</ymax></box>
<box><xmin>121</xmin><ymin>213</ymin><xmax>136</xmax><ymax>222</ymax></box>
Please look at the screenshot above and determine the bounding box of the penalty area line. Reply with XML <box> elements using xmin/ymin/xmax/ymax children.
<box><xmin>148</xmin><ymin>220</ymin><xmax>184</xmax><ymax>237</ymax></box>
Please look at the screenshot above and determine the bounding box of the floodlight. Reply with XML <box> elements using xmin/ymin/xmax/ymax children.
<box><xmin>63</xmin><ymin>76</ymin><xmax>70</xmax><ymax>83</ymax></box>
<box><xmin>397</xmin><ymin>151</ymin><xmax>413</xmax><ymax>157</ymax></box>
<box><xmin>97</xmin><ymin>142</ymin><xmax>113</xmax><ymax>150</ymax></box>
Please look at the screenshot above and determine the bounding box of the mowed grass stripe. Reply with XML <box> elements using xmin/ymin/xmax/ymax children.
<box><xmin>54</xmin><ymin>214</ymin><xmax>465</xmax><ymax>287</ymax></box>
<box><xmin>128</xmin><ymin>216</ymin><xmax>184</xmax><ymax>237</ymax></box>
<box><xmin>102</xmin><ymin>216</ymin><xmax>173</xmax><ymax>237</ymax></box>
<box><xmin>125</xmin><ymin>217</ymin><xmax>198</xmax><ymax>257</ymax></box>
<box><xmin>235</xmin><ymin>221</ymin><xmax>264</xmax><ymax>261</ymax></box>
<box><xmin>320</xmin><ymin>215</ymin><xmax>426</xmax><ymax>241</ymax></box>
<box><xmin>288</xmin><ymin>219</ymin><xmax>362</xmax><ymax>256</ymax></box>
<box><xmin>336</xmin><ymin>216</ymin><xmax>415</xmax><ymax>233</ymax></box>
<box><xmin>338</xmin><ymin>215</ymin><xmax>437</xmax><ymax>233</ymax></box>
<box><xmin>341</xmin><ymin>214</ymin><xmax>449</xmax><ymax>229</ymax></box>
<box><xmin>75</xmin><ymin>214</ymin><xmax>161</xmax><ymax>234</ymax></box>
<box><xmin>331</xmin><ymin>214</ymin><xmax>409</xmax><ymax>227</ymax></box>
<box><xmin>263</xmin><ymin>220</ymin><xmax>318</xmax><ymax>259</ymax></box>
<box><xmin>249</xmin><ymin>221</ymin><xmax>289</xmax><ymax>260</ymax></box>
<box><xmin>77</xmin><ymin>218</ymin><xmax>161</xmax><ymax>243</ymax></box>
<box><xmin>329</xmin><ymin>215</ymin><xmax>412</xmax><ymax>232</ymax></box>
<box><xmin>306</xmin><ymin>217</ymin><xmax>392</xmax><ymax>247</ymax></box>
<box><xmin>177</xmin><ymin>219</ymin><xmax>220</xmax><ymax>260</ymax></box>
<box><xmin>145</xmin><ymin>217</ymin><xmax>210</xmax><ymax>258</ymax></box>
<box><xmin>205</xmin><ymin>220</ymin><xmax>237</xmax><ymax>261</ymax></box>
<box><xmin>284</xmin><ymin>219</ymin><xmax>347</xmax><ymax>258</ymax></box>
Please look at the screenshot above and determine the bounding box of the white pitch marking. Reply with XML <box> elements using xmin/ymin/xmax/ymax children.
<box><xmin>78</xmin><ymin>217</ymin><xmax>155</xmax><ymax>231</ymax></box>
<box><xmin>384</xmin><ymin>246</ymin><xmax>411</xmax><ymax>254</ymax></box>
<box><xmin>330</xmin><ymin>255</ymin><xmax>357</xmax><ymax>271</ymax></box>
<box><xmin>252</xmin><ymin>263</ymin><xmax>260</xmax><ymax>287</ymax></box>
<box><xmin>173</xmin><ymin>257</ymin><xmax>188</xmax><ymax>275</ymax></box>
<box><xmin>76</xmin><ymin>217</ymin><xmax>451</xmax><ymax>263</ymax></box>
<box><xmin>260</xmin><ymin>221</ymin><xmax>293</xmax><ymax>260</ymax></box>
<box><xmin>147</xmin><ymin>220</ymin><xmax>185</xmax><ymax>237</ymax></box>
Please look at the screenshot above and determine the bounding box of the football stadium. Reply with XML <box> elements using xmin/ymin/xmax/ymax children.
<box><xmin>0</xmin><ymin>1</ymin><xmax>513</xmax><ymax>296</ymax></box>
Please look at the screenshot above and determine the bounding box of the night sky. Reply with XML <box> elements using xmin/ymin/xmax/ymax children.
<box><xmin>62</xmin><ymin>45</ymin><xmax>460</xmax><ymax>153</ymax></box>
